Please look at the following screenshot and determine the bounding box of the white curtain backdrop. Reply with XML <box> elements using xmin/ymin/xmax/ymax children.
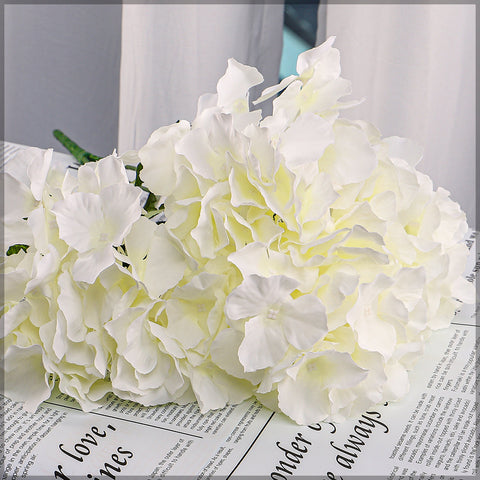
<box><xmin>321</xmin><ymin>4</ymin><xmax>476</xmax><ymax>227</ymax></box>
<box><xmin>118</xmin><ymin>3</ymin><xmax>284</xmax><ymax>153</ymax></box>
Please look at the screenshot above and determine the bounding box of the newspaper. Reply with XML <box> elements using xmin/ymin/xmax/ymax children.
<box><xmin>1</xmin><ymin>144</ymin><xmax>478</xmax><ymax>479</ymax></box>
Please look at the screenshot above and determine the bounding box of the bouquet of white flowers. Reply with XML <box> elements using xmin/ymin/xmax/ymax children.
<box><xmin>2</xmin><ymin>37</ymin><xmax>473</xmax><ymax>424</ymax></box>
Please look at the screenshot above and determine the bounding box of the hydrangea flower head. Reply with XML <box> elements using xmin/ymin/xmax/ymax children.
<box><xmin>2</xmin><ymin>37</ymin><xmax>473</xmax><ymax>424</ymax></box>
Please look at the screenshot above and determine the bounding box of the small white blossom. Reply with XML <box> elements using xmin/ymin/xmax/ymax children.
<box><xmin>52</xmin><ymin>156</ymin><xmax>142</xmax><ymax>283</ymax></box>
<box><xmin>226</xmin><ymin>275</ymin><xmax>328</xmax><ymax>371</ymax></box>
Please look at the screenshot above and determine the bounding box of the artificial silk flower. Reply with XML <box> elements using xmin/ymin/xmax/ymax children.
<box><xmin>226</xmin><ymin>275</ymin><xmax>328</xmax><ymax>371</ymax></box>
<box><xmin>3</xmin><ymin>148</ymin><xmax>64</xmax><ymax>250</ymax></box>
<box><xmin>105</xmin><ymin>298</ymin><xmax>188</xmax><ymax>406</ymax></box>
<box><xmin>216</xmin><ymin>58</ymin><xmax>263</xmax><ymax>112</ymax></box>
<box><xmin>2</xmin><ymin>36</ymin><xmax>474</xmax><ymax>425</ymax></box>
<box><xmin>138</xmin><ymin>120</ymin><xmax>191</xmax><ymax>197</ymax></box>
<box><xmin>124</xmin><ymin>217</ymin><xmax>186</xmax><ymax>298</ymax></box>
<box><xmin>256</xmin><ymin>36</ymin><xmax>355</xmax><ymax>135</ymax></box>
<box><xmin>52</xmin><ymin>157</ymin><xmax>142</xmax><ymax>283</ymax></box>
<box><xmin>197</xmin><ymin>57</ymin><xmax>264</xmax><ymax>130</ymax></box>
<box><xmin>5</xmin><ymin>147</ymin><xmax>52</xmax><ymax>201</ymax></box>
<box><xmin>277</xmin><ymin>351</ymin><xmax>368</xmax><ymax>425</ymax></box>
<box><xmin>3</xmin><ymin>345</ymin><xmax>52</xmax><ymax>411</ymax></box>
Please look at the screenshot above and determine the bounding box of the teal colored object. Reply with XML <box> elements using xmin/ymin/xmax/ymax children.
<box><xmin>280</xmin><ymin>26</ymin><xmax>311</xmax><ymax>80</ymax></box>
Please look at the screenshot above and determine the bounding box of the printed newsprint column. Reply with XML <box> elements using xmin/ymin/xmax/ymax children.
<box><xmin>1</xmin><ymin>389</ymin><xmax>272</xmax><ymax>478</ymax></box>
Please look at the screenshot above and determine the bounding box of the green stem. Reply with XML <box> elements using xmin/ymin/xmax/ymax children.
<box><xmin>52</xmin><ymin>129</ymin><xmax>164</xmax><ymax>219</ymax></box>
<box><xmin>53</xmin><ymin>129</ymin><xmax>101</xmax><ymax>165</ymax></box>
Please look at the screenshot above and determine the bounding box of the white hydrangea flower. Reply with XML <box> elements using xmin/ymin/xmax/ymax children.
<box><xmin>138</xmin><ymin>120</ymin><xmax>191</xmax><ymax>197</ymax></box>
<box><xmin>105</xmin><ymin>297</ymin><xmax>189</xmax><ymax>406</ymax></box>
<box><xmin>124</xmin><ymin>216</ymin><xmax>186</xmax><ymax>298</ymax></box>
<box><xmin>2</xmin><ymin>36</ymin><xmax>473</xmax><ymax>424</ymax></box>
<box><xmin>187</xmin><ymin>362</ymin><xmax>255</xmax><ymax>412</ymax></box>
<box><xmin>52</xmin><ymin>155</ymin><xmax>142</xmax><ymax>283</ymax></box>
<box><xmin>256</xmin><ymin>36</ymin><xmax>359</xmax><ymax>135</ymax></box>
<box><xmin>3</xmin><ymin>345</ymin><xmax>52</xmax><ymax>411</ymax></box>
<box><xmin>196</xmin><ymin>57</ymin><xmax>264</xmax><ymax>130</ymax></box>
<box><xmin>3</xmin><ymin>147</ymin><xmax>66</xmax><ymax>250</ymax></box>
<box><xmin>225</xmin><ymin>275</ymin><xmax>328</xmax><ymax>372</ymax></box>
<box><xmin>276</xmin><ymin>350</ymin><xmax>368</xmax><ymax>425</ymax></box>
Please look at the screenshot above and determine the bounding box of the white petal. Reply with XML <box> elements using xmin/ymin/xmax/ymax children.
<box><xmin>4</xmin><ymin>220</ymin><xmax>34</xmax><ymax>248</ymax></box>
<box><xmin>139</xmin><ymin>120</ymin><xmax>190</xmax><ymax>196</ymax></box>
<box><xmin>279</xmin><ymin>113</ymin><xmax>334</xmax><ymax>169</ymax></box>
<box><xmin>451</xmin><ymin>276</ymin><xmax>475</xmax><ymax>304</ymax></box>
<box><xmin>126</xmin><ymin>220</ymin><xmax>186</xmax><ymax>298</ymax></box>
<box><xmin>52</xmin><ymin>311</ymin><xmax>68</xmax><ymax>360</ymax></box>
<box><xmin>253</xmin><ymin>75</ymin><xmax>297</xmax><ymax>105</ymax></box>
<box><xmin>4</xmin><ymin>147</ymin><xmax>37</xmax><ymax>183</ymax></box>
<box><xmin>124</xmin><ymin>215</ymin><xmax>156</xmax><ymax>262</ymax></box>
<box><xmin>217</xmin><ymin>58</ymin><xmax>264</xmax><ymax>108</ymax></box>
<box><xmin>149</xmin><ymin>323</ymin><xmax>186</xmax><ymax>359</ymax></box>
<box><xmin>370</xmin><ymin>191</ymin><xmax>397</xmax><ymax>221</ymax></box>
<box><xmin>77</xmin><ymin>162</ymin><xmax>101</xmax><ymax>193</ymax></box>
<box><xmin>25</xmin><ymin>246</ymin><xmax>61</xmax><ymax>294</ymax></box>
<box><xmin>176</xmin><ymin>128</ymin><xmax>217</xmax><ymax>180</ymax></box>
<box><xmin>208</xmin><ymin>367</ymin><xmax>255</xmax><ymax>405</ymax></box>
<box><xmin>143</xmin><ymin>225</ymin><xmax>186</xmax><ymax>297</ymax></box>
<box><xmin>326</xmin><ymin>121</ymin><xmax>377</xmax><ymax>185</ymax></box>
<box><xmin>190</xmin><ymin>183</ymin><xmax>231</xmax><ymax>258</ymax></box>
<box><xmin>210</xmin><ymin>328</ymin><xmax>263</xmax><ymax>384</ymax></box>
<box><xmin>134</xmin><ymin>355</ymin><xmax>175</xmax><ymax>391</ymax></box>
<box><xmin>384</xmin><ymin>136</ymin><xmax>423</xmax><ymax>167</ymax></box>
<box><xmin>4</xmin><ymin>345</ymin><xmax>51</xmax><ymax>411</ymax></box>
<box><xmin>124</xmin><ymin>315</ymin><xmax>158</xmax><ymax>375</ymax></box>
<box><xmin>53</xmin><ymin>192</ymin><xmax>103</xmax><ymax>251</ymax></box>
<box><xmin>190</xmin><ymin>366</ymin><xmax>228</xmax><ymax>411</ymax></box>
<box><xmin>281</xmin><ymin>295</ymin><xmax>328</xmax><ymax>350</ymax></box>
<box><xmin>225</xmin><ymin>274</ymin><xmax>298</xmax><ymax>321</ymax></box>
<box><xmin>95</xmin><ymin>154</ymin><xmax>129</xmax><ymax>189</ymax></box>
<box><xmin>73</xmin><ymin>246</ymin><xmax>115</xmax><ymax>284</ymax></box>
<box><xmin>347</xmin><ymin>280</ymin><xmax>397</xmax><ymax>359</ymax></box>
<box><xmin>197</xmin><ymin>92</ymin><xmax>218</xmax><ymax>115</ymax></box>
<box><xmin>4</xmin><ymin>173</ymin><xmax>37</xmax><ymax>221</ymax></box>
<box><xmin>2</xmin><ymin>301</ymin><xmax>31</xmax><ymax>338</ymax></box>
<box><xmin>296</xmin><ymin>36</ymin><xmax>337</xmax><ymax>76</ymax></box>
<box><xmin>3</xmin><ymin>268</ymin><xmax>29</xmax><ymax>304</ymax></box>
<box><xmin>57</xmin><ymin>271</ymin><xmax>91</xmax><ymax>343</ymax></box>
<box><xmin>100</xmin><ymin>184</ymin><xmax>142</xmax><ymax>245</ymax></box>
<box><xmin>238</xmin><ymin>314</ymin><xmax>289</xmax><ymax>371</ymax></box>
<box><xmin>85</xmin><ymin>331</ymin><xmax>109</xmax><ymax>376</ymax></box>
<box><xmin>228</xmin><ymin>243</ymin><xmax>317</xmax><ymax>292</ymax></box>
<box><xmin>296</xmin><ymin>172</ymin><xmax>338</xmax><ymax>224</ymax></box>
<box><xmin>278</xmin><ymin>351</ymin><xmax>367</xmax><ymax>424</ymax></box>
<box><xmin>383</xmin><ymin>362</ymin><xmax>410</xmax><ymax>399</ymax></box>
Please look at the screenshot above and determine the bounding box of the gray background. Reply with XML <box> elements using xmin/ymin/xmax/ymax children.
<box><xmin>5</xmin><ymin>4</ymin><xmax>121</xmax><ymax>157</ymax></box>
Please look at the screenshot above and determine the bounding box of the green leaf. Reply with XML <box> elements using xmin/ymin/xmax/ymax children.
<box><xmin>6</xmin><ymin>244</ymin><xmax>29</xmax><ymax>256</ymax></box>
<box><xmin>134</xmin><ymin>163</ymin><xmax>144</xmax><ymax>187</ymax></box>
<box><xmin>143</xmin><ymin>192</ymin><xmax>158</xmax><ymax>212</ymax></box>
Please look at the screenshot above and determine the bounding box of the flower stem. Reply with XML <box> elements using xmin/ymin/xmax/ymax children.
<box><xmin>53</xmin><ymin>129</ymin><xmax>101</xmax><ymax>165</ymax></box>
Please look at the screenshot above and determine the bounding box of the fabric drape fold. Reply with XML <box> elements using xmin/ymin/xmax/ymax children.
<box><xmin>118</xmin><ymin>3</ymin><xmax>284</xmax><ymax>153</ymax></box>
